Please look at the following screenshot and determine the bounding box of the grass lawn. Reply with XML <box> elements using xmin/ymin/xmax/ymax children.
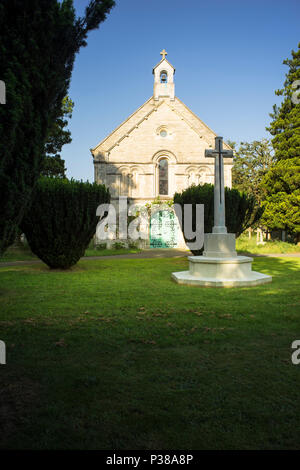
<box><xmin>0</xmin><ymin>244</ymin><xmax>141</xmax><ymax>262</ymax></box>
<box><xmin>1</xmin><ymin>236</ymin><xmax>299</xmax><ymax>264</ymax></box>
<box><xmin>236</xmin><ymin>236</ymin><xmax>300</xmax><ymax>254</ymax></box>
<box><xmin>84</xmin><ymin>247</ymin><xmax>141</xmax><ymax>257</ymax></box>
<box><xmin>0</xmin><ymin>256</ymin><xmax>299</xmax><ymax>449</ymax></box>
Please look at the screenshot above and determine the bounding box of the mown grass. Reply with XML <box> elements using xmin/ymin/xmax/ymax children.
<box><xmin>0</xmin><ymin>244</ymin><xmax>140</xmax><ymax>262</ymax></box>
<box><xmin>0</xmin><ymin>256</ymin><xmax>299</xmax><ymax>449</ymax></box>
<box><xmin>236</xmin><ymin>235</ymin><xmax>300</xmax><ymax>254</ymax></box>
<box><xmin>0</xmin><ymin>244</ymin><xmax>37</xmax><ymax>261</ymax></box>
<box><xmin>84</xmin><ymin>247</ymin><xmax>140</xmax><ymax>257</ymax></box>
<box><xmin>1</xmin><ymin>235</ymin><xmax>299</xmax><ymax>263</ymax></box>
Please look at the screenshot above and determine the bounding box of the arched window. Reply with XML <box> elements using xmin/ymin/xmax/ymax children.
<box><xmin>188</xmin><ymin>171</ymin><xmax>198</xmax><ymax>186</ymax></box>
<box><xmin>160</xmin><ymin>71</ymin><xmax>168</xmax><ymax>83</ymax></box>
<box><xmin>159</xmin><ymin>158</ymin><xmax>168</xmax><ymax>195</ymax></box>
<box><xmin>120</xmin><ymin>171</ymin><xmax>131</xmax><ymax>196</ymax></box>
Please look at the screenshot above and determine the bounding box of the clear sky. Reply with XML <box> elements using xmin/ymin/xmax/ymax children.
<box><xmin>61</xmin><ymin>0</ymin><xmax>300</xmax><ymax>181</ymax></box>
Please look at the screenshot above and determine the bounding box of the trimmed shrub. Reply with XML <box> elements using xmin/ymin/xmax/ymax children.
<box><xmin>174</xmin><ymin>184</ymin><xmax>262</xmax><ymax>255</ymax></box>
<box><xmin>0</xmin><ymin>0</ymin><xmax>114</xmax><ymax>256</ymax></box>
<box><xmin>112</xmin><ymin>242</ymin><xmax>126</xmax><ymax>250</ymax></box>
<box><xmin>21</xmin><ymin>177</ymin><xmax>110</xmax><ymax>269</ymax></box>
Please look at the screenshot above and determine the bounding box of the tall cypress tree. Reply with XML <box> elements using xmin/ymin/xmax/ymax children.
<box><xmin>0</xmin><ymin>0</ymin><xmax>115</xmax><ymax>255</ymax></box>
<box><xmin>262</xmin><ymin>43</ymin><xmax>300</xmax><ymax>240</ymax></box>
<box><xmin>267</xmin><ymin>43</ymin><xmax>300</xmax><ymax>159</ymax></box>
<box><xmin>41</xmin><ymin>96</ymin><xmax>75</xmax><ymax>178</ymax></box>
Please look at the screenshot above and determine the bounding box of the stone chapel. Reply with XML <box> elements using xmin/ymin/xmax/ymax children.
<box><xmin>91</xmin><ymin>50</ymin><xmax>233</xmax><ymax>248</ymax></box>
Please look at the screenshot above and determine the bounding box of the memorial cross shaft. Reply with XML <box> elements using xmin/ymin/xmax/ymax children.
<box><xmin>205</xmin><ymin>136</ymin><xmax>233</xmax><ymax>234</ymax></box>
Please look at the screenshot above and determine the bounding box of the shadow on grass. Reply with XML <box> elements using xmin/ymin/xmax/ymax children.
<box><xmin>0</xmin><ymin>254</ymin><xmax>299</xmax><ymax>449</ymax></box>
<box><xmin>1</xmin><ymin>314</ymin><xmax>299</xmax><ymax>450</ymax></box>
<box><xmin>251</xmin><ymin>255</ymin><xmax>300</xmax><ymax>276</ymax></box>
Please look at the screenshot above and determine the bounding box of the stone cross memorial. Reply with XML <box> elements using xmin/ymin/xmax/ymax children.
<box><xmin>172</xmin><ymin>136</ymin><xmax>272</xmax><ymax>287</ymax></box>
<box><xmin>205</xmin><ymin>136</ymin><xmax>233</xmax><ymax>234</ymax></box>
<box><xmin>202</xmin><ymin>136</ymin><xmax>236</xmax><ymax>259</ymax></box>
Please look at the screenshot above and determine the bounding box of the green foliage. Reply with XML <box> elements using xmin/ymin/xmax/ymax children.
<box><xmin>144</xmin><ymin>196</ymin><xmax>174</xmax><ymax>215</ymax></box>
<box><xmin>128</xmin><ymin>241</ymin><xmax>139</xmax><ymax>250</ymax></box>
<box><xmin>174</xmin><ymin>184</ymin><xmax>262</xmax><ymax>254</ymax></box>
<box><xmin>40</xmin><ymin>95</ymin><xmax>74</xmax><ymax>177</ymax></box>
<box><xmin>112</xmin><ymin>242</ymin><xmax>126</xmax><ymax>250</ymax></box>
<box><xmin>231</xmin><ymin>139</ymin><xmax>275</xmax><ymax>203</ymax></box>
<box><xmin>261</xmin><ymin>190</ymin><xmax>300</xmax><ymax>235</ymax></box>
<box><xmin>261</xmin><ymin>155</ymin><xmax>300</xmax><ymax>237</ymax></box>
<box><xmin>262</xmin><ymin>43</ymin><xmax>300</xmax><ymax>237</ymax></box>
<box><xmin>20</xmin><ymin>177</ymin><xmax>110</xmax><ymax>269</ymax></box>
<box><xmin>261</xmin><ymin>157</ymin><xmax>300</xmax><ymax>235</ymax></box>
<box><xmin>236</xmin><ymin>234</ymin><xmax>300</xmax><ymax>254</ymax></box>
<box><xmin>261</xmin><ymin>157</ymin><xmax>300</xmax><ymax>196</ymax></box>
<box><xmin>95</xmin><ymin>243</ymin><xmax>107</xmax><ymax>250</ymax></box>
<box><xmin>0</xmin><ymin>0</ymin><xmax>115</xmax><ymax>255</ymax></box>
<box><xmin>44</xmin><ymin>96</ymin><xmax>74</xmax><ymax>159</ymax></box>
<box><xmin>267</xmin><ymin>43</ymin><xmax>300</xmax><ymax>161</ymax></box>
<box><xmin>41</xmin><ymin>155</ymin><xmax>67</xmax><ymax>178</ymax></box>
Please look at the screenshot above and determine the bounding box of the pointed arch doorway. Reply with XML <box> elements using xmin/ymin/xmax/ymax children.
<box><xmin>149</xmin><ymin>209</ymin><xmax>178</xmax><ymax>248</ymax></box>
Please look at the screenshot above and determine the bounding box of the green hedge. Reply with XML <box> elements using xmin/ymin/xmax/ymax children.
<box><xmin>174</xmin><ymin>184</ymin><xmax>262</xmax><ymax>255</ymax></box>
<box><xmin>21</xmin><ymin>177</ymin><xmax>110</xmax><ymax>269</ymax></box>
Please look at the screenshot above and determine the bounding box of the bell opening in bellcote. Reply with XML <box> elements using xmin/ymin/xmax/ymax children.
<box><xmin>160</xmin><ymin>71</ymin><xmax>168</xmax><ymax>83</ymax></box>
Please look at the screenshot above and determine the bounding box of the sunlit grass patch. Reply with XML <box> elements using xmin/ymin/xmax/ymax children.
<box><xmin>0</xmin><ymin>256</ymin><xmax>299</xmax><ymax>449</ymax></box>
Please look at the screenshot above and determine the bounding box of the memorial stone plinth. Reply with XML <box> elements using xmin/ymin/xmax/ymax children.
<box><xmin>172</xmin><ymin>136</ymin><xmax>272</xmax><ymax>287</ymax></box>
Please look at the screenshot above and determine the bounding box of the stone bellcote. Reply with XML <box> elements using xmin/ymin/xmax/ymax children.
<box><xmin>153</xmin><ymin>49</ymin><xmax>175</xmax><ymax>101</ymax></box>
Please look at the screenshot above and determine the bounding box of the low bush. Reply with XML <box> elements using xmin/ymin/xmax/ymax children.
<box><xmin>21</xmin><ymin>177</ymin><xmax>110</xmax><ymax>268</ymax></box>
<box><xmin>174</xmin><ymin>184</ymin><xmax>262</xmax><ymax>255</ymax></box>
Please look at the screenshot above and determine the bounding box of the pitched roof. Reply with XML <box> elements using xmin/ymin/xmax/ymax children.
<box><xmin>152</xmin><ymin>58</ymin><xmax>175</xmax><ymax>73</ymax></box>
<box><xmin>91</xmin><ymin>96</ymin><xmax>232</xmax><ymax>157</ymax></box>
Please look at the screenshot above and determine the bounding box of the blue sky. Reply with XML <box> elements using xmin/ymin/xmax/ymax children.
<box><xmin>61</xmin><ymin>0</ymin><xmax>300</xmax><ymax>181</ymax></box>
